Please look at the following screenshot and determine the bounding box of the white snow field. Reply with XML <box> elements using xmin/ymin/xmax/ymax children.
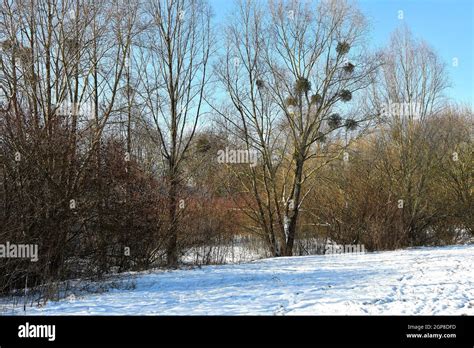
<box><xmin>2</xmin><ymin>245</ymin><xmax>474</xmax><ymax>315</ymax></box>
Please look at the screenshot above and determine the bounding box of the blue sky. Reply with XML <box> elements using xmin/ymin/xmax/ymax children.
<box><xmin>209</xmin><ymin>0</ymin><xmax>474</xmax><ymax>106</ymax></box>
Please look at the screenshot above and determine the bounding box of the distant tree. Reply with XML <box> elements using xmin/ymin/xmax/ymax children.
<box><xmin>373</xmin><ymin>26</ymin><xmax>451</xmax><ymax>245</ymax></box>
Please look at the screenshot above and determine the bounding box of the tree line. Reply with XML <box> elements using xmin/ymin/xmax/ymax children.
<box><xmin>0</xmin><ymin>0</ymin><xmax>472</xmax><ymax>298</ymax></box>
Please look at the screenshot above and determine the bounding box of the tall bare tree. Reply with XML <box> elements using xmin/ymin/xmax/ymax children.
<box><xmin>215</xmin><ymin>0</ymin><xmax>379</xmax><ymax>256</ymax></box>
<box><xmin>135</xmin><ymin>0</ymin><xmax>212</xmax><ymax>267</ymax></box>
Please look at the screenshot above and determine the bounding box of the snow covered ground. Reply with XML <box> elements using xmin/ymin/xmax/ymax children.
<box><xmin>2</xmin><ymin>245</ymin><xmax>473</xmax><ymax>315</ymax></box>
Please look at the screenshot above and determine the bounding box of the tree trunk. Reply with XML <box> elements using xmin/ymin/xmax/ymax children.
<box><xmin>284</xmin><ymin>157</ymin><xmax>304</xmax><ymax>256</ymax></box>
<box><xmin>166</xmin><ymin>175</ymin><xmax>179</xmax><ymax>268</ymax></box>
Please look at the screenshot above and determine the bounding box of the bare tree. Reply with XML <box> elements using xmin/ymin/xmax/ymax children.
<box><xmin>376</xmin><ymin>25</ymin><xmax>449</xmax><ymax>121</ymax></box>
<box><xmin>215</xmin><ymin>0</ymin><xmax>379</xmax><ymax>256</ymax></box>
<box><xmin>135</xmin><ymin>0</ymin><xmax>213</xmax><ymax>267</ymax></box>
<box><xmin>372</xmin><ymin>25</ymin><xmax>450</xmax><ymax>245</ymax></box>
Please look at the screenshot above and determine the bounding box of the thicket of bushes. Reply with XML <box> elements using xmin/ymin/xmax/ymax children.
<box><xmin>304</xmin><ymin>111</ymin><xmax>473</xmax><ymax>251</ymax></box>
